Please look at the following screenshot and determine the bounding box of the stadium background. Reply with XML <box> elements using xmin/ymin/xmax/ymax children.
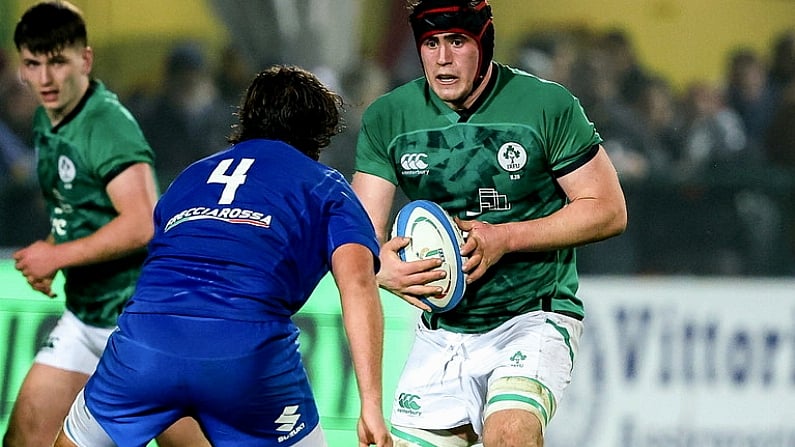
<box><xmin>2</xmin><ymin>0</ymin><xmax>795</xmax><ymax>94</ymax></box>
<box><xmin>1</xmin><ymin>0</ymin><xmax>794</xmax><ymax>445</ymax></box>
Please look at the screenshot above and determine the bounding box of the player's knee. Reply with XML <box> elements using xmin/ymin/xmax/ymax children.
<box><xmin>391</xmin><ymin>426</ymin><xmax>472</xmax><ymax>447</ymax></box>
<box><xmin>483</xmin><ymin>409</ymin><xmax>543</xmax><ymax>447</ymax></box>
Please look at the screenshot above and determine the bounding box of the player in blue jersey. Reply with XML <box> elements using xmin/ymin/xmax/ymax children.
<box><xmin>352</xmin><ymin>1</ymin><xmax>627</xmax><ymax>446</ymax></box>
<box><xmin>53</xmin><ymin>65</ymin><xmax>392</xmax><ymax>447</ymax></box>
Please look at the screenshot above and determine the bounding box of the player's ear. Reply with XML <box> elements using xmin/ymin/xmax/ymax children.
<box><xmin>81</xmin><ymin>46</ymin><xmax>94</xmax><ymax>75</ymax></box>
<box><xmin>16</xmin><ymin>66</ymin><xmax>26</xmax><ymax>86</ymax></box>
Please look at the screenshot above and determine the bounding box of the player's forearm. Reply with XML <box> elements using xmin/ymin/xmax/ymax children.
<box><xmin>347</xmin><ymin>326</ymin><xmax>385</xmax><ymax>411</ymax></box>
<box><xmin>332</xmin><ymin>243</ymin><xmax>387</xmax><ymax>407</ymax></box>
<box><xmin>342</xmin><ymin>289</ymin><xmax>386</xmax><ymax>406</ymax></box>
<box><xmin>50</xmin><ymin>212</ymin><xmax>153</xmax><ymax>269</ymax></box>
<box><xmin>505</xmin><ymin>196</ymin><xmax>627</xmax><ymax>253</ymax></box>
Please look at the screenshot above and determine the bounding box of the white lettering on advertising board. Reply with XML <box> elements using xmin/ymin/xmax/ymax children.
<box><xmin>547</xmin><ymin>277</ymin><xmax>795</xmax><ymax>447</ymax></box>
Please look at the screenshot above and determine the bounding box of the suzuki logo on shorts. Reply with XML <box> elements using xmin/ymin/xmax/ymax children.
<box><xmin>275</xmin><ymin>405</ymin><xmax>300</xmax><ymax>432</ymax></box>
<box><xmin>400</xmin><ymin>153</ymin><xmax>430</xmax><ymax>176</ymax></box>
<box><xmin>274</xmin><ymin>404</ymin><xmax>306</xmax><ymax>443</ymax></box>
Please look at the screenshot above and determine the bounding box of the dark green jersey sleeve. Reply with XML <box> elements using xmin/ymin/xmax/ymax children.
<box><xmin>83</xmin><ymin>91</ymin><xmax>154</xmax><ymax>183</ymax></box>
<box><xmin>540</xmin><ymin>83</ymin><xmax>602</xmax><ymax>175</ymax></box>
<box><xmin>355</xmin><ymin>78</ymin><xmax>433</xmax><ymax>185</ymax></box>
<box><xmin>356</xmin><ymin>94</ymin><xmax>400</xmax><ymax>184</ymax></box>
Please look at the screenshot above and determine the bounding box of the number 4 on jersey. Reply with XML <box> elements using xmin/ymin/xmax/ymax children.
<box><xmin>207</xmin><ymin>158</ymin><xmax>254</xmax><ymax>205</ymax></box>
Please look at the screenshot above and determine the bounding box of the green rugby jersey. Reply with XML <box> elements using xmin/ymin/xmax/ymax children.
<box><xmin>356</xmin><ymin>64</ymin><xmax>602</xmax><ymax>333</ymax></box>
<box><xmin>32</xmin><ymin>80</ymin><xmax>154</xmax><ymax>328</ymax></box>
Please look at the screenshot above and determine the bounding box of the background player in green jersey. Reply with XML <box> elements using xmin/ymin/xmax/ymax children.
<box><xmin>352</xmin><ymin>1</ymin><xmax>627</xmax><ymax>446</ymax></box>
<box><xmin>7</xmin><ymin>2</ymin><xmax>207</xmax><ymax>446</ymax></box>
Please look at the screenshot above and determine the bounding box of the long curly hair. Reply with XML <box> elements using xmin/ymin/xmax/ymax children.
<box><xmin>228</xmin><ymin>65</ymin><xmax>344</xmax><ymax>161</ymax></box>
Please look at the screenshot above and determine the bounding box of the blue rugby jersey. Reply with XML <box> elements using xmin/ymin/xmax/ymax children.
<box><xmin>124</xmin><ymin>139</ymin><xmax>380</xmax><ymax>321</ymax></box>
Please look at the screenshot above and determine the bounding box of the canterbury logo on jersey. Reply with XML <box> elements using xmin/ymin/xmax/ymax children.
<box><xmin>400</xmin><ymin>153</ymin><xmax>430</xmax><ymax>175</ymax></box>
<box><xmin>164</xmin><ymin>206</ymin><xmax>272</xmax><ymax>232</ymax></box>
<box><xmin>275</xmin><ymin>405</ymin><xmax>306</xmax><ymax>442</ymax></box>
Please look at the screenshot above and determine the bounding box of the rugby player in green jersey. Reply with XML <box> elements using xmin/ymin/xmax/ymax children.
<box><xmin>352</xmin><ymin>1</ymin><xmax>627</xmax><ymax>446</ymax></box>
<box><xmin>7</xmin><ymin>2</ymin><xmax>207</xmax><ymax>446</ymax></box>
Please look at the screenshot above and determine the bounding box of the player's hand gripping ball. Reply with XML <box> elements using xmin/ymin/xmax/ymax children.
<box><xmin>392</xmin><ymin>200</ymin><xmax>466</xmax><ymax>312</ymax></box>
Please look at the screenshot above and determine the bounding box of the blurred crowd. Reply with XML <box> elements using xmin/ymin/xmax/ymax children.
<box><xmin>511</xmin><ymin>27</ymin><xmax>795</xmax><ymax>276</ymax></box>
<box><xmin>1</xmin><ymin>26</ymin><xmax>793</xmax><ymax>276</ymax></box>
<box><xmin>517</xmin><ymin>28</ymin><xmax>795</xmax><ymax>182</ymax></box>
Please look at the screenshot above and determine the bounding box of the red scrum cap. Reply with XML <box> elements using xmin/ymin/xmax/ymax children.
<box><xmin>409</xmin><ymin>0</ymin><xmax>494</xmax><ymax>87</ymax></box>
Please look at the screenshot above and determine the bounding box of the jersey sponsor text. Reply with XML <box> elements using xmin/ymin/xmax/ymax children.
<box><xmin>164</xmin><ymin>206</ymin><xmax>272</xmax><ymax>232</ymax></box>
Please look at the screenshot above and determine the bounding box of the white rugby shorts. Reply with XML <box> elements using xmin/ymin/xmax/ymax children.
<box><xmin>390</xmin><ymin>310</ymin><xmax>583</xmax><ymax>436</ymax></box>
<box><xmin>34</xmin><ymin>310</ymin><xmax>115</xmax><ymax>375</ymax></box>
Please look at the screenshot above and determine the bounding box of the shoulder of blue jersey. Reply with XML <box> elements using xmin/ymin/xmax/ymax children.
<box><xmin>391</xmin><ymin>200</ymin><xmax>466</xmax><ymax>313</ymax></box>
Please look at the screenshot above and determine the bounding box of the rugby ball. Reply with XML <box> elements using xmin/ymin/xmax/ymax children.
<box><xmin>391</xmin><ymin>200</ymin><xmax>466</xmax><ymax>312</ymax></box>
